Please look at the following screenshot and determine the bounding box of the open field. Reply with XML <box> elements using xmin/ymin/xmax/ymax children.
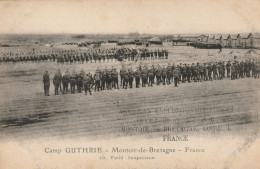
<box><xmin>0</xmin><ymin>45</ymin><xmax>259</xmax><ymax>140</ymax></box>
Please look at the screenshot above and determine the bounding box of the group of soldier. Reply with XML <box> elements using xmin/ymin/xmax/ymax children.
<box><xmin>43</xmin><ymin>59</ymin><xmax>260</xmax><ymax>96</ymax></box>
<box><xmin>0</xmin><ymin>47</ymin><xmax>168</xmax><ymax>63</ymax></box>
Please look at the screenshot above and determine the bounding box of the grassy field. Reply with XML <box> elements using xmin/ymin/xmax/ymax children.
<box><xmin>0</xmin><ymin>45</ymin><xmax>259</xmax><ymax>140</ymax></box>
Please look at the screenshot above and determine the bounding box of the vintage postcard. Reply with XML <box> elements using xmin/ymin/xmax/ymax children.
<box><xmin>0</xmin><ymin>0</ymin><xmax>259</xmax><ymax>169</ymax></box>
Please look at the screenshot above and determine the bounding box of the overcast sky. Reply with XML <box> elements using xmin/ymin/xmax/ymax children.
<box><xmin>0</xmin><ymin>0</ymin><xmax>259</xmax><ymax>34</ymax></box>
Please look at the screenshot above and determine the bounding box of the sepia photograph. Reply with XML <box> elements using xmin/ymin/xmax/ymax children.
<box><xmin>0</xmin><ymin>0</ymin><xmax>259</xmax><ymax>169</ymax></box>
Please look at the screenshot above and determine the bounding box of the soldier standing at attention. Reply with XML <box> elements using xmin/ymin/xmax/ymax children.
<box><xmin>112</xmin><ymin>67</ymin><xmax>119</xmax><ymax>89</ymax></box>
<box><xmin>83</xmin><ymin>73</ymin><xmax>92</xmax><ymax>95</ymax></box>
<box><xmin>70</xmin><ymin>70</ymin><xmax>76</xmax><ymax>94</ymax></box>
<box><xmin>43</xmin><ymin>71</ymin><xmax>50</xmax><ymax>96</ymax></box>
<box><xmin>186</xmin><ymin>64</ymin><xmax>191</xmax><ymax>83</ymax></box>
<box><xmin>128</xmin><ymin>68</ymin><xmax>135</xmax><ymax>88</ymax></box>
<box><xmin>57</xmin><ymin>69</ymin><xmax>63</xmax><ymax>92</ymax></box>
<box><xmin>161</xmin><ymin>66</ymin><xmax>167</xmax><ymax>85</ymax></box>
<box><xmin>62</xmin><ymin>71</ymin><xmax>70</xmax><ymax>94</ymax></box>
<box><xmin>120</xmin><ymin>65</ymin><xmax>125</xmax><ymax>86</ymax></box>
<box><xmin>53</xmin><ymin>72</ymin><xmax>61</xmax><ymax>95</ymax></box>
<box><xmin>173</xmin><ymin>67</ymin><xmax>180</xmax><ymax>87</ymax></box>
<box><xmin>166</xmin><ymin>63</ymin><xmax>172</xmax><ymax>84</ymax></box>
<box><xmin>123</xmin><ymin>69</ymin><xmax>129</xmax><ymax>89</ymax></box>
<box><xmin>94</xmin><ymin>69</ymin><xmax>101</xmax><ymax>92</ymax></box>
<box><xmin>134</xmin><ymin>67</ymin><xmax>141</xmax><ymax>88</ymax></box>
<box><xmin>106</xmin><ymin>68</ymin><xmax>112</xmax><ymax>90</ymax></box>
<box><xmin>226</xmin><ymin>61</ymin><xmax>231</xmax><ymax>77</ymax></box>
<box><xmin>148</xmin><ymin>67</ymin><xmax>154</xmax><ymax>87</ymax></box>
<box><xmin>101</xmin><ymin>69</ymin><xmax>107</xmax><ymax>91</ymax></box>
<box><xmin>155</xmin><ymin>64</ymin><xmax>162</xmax><ymax>86</ymax></box>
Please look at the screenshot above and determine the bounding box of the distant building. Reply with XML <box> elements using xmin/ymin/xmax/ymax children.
<box><xmin>198</xmin><ymin>34</ymin><xmax>208</xmax><ymax>42</ymax></box>
<box><xmin>226</xmin><ymin>35</ymin><xmax>237</xmax><ymax>48</ymax></box>
<box><xmin>178</xmin><ymin>35</ymin><xmax>199</xmax><ymax>42</ymax></box>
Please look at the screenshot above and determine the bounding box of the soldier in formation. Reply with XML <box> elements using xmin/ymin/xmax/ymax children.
<box><xmin>43</xmin><ymin>59</ymin><xmax>259</xmax><ymax>96</ymax></box>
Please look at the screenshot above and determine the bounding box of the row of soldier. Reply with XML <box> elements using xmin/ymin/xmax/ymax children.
<box><xmin>0</xmin><ymin>47</ymin><xmax>168</xmax><ymax>63</ymax></box>
<box><xmin>43</xmin><ymin>59</ymin><xmax>260</xmax><ymax>96</ymax></box>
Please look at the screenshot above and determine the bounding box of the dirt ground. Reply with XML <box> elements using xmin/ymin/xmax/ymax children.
<box><xmin>0</xmin><ymin>45</ymin><xmax>259</xmax><ymax>140</ymax></box>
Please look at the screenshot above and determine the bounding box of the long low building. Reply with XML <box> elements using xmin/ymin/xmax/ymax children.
<box><xmin>172</xmin><ymin>33</ymin><xmax>260</xmax><ymax>49</ymax></box>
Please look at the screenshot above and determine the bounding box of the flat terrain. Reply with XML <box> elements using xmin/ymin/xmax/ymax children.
<box><xmin>0</xmin><ymin>46</ymin><xmax>259</xmax><ymax>140</ymax></box>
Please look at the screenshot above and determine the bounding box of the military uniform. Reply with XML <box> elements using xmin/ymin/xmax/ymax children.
<box><xmin>70</xmin><ymin>72</ymin><xmax>76</xmax><ymax>94</ymax></box>
<box><xmin>173</xmin><ymin>68</ymin><xmax>180</xmax><ymax>87</ymax></box>
<box><xmin>94</xmin><ymin>71</ymin><xmax>101</xmax><ymax>91</ymax></box>
<box><xmin>112</xmin><ymin>69</ymin><xmax>119</xmax><ymax>89</ymax></box>
<box><xmin>43</xmin><ymin>71</ymin><xmax>50</xmax><ymax>96</ymax></box>
<box><xmin>62</xmin><ymin>73</ymin><xmax>70</xmax><ymax>94</ymax></box>
<box><xmin>128</xmin><ymin>68</ymin><xmax>135</xmax><ymax>88</ymax></box>
<box><xmin>134</xmin><ymin>69</ymin><xmax>141</xmax><ymax>88</ymax></box>
<box><xmin>83</xmin><ymin>74</ymin><xmax>92</xmax><ymax>95</ymax></box>
<box><xmin>226</xmin><ymin>61</ymin><xmax>231</xmax><ymax>77</ymax></box>
<box><xmin>53</xmin><ymin>73</ymin><xmax>61</xmax><ymax>95</ymax></box>
<box><xmin>141</xmin><ymin>67</ymin><xmax>148</xmax><ymax>87</ymax></box>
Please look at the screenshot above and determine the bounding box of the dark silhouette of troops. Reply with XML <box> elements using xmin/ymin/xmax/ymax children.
<box><xmin>128</xmin><ymin>68</ymin><xmax>135</xmax><ymax>88</ymax></box>
<box><xmin>134</xmin><ymin>68</ymin><xmax>141</xmax><ymax>88</ymax></box>
<box><xmin>62</xmin><ymin>71</ymin><xmax>70</xmax><ymax>94</ymax></box>
<box><xmin>226</xmin><ymin>61</ymin><xmax>231</xmax><ymax>77</ymax></box>
<box><xmin>112</xmin><ymin>68</ymin><xmax>119</xmax><ymax>89</ymax></box>
<box><xmin>53</xmin><ymin>72</ymin><xmax>61</xmax><ymax>95</ymax></box>
<box><xmin>70</xmin><ymin>71</ymin><xmax>76</xmax><ymax>94</ymax></box>
<box><xmin>155</xmin><ymin>64</ymin><xmax>162</xmax><ymax>86</ymax></box>
<box><xmin>83</xmin><ymin>74</ymin><xmax>92</xmax><ymax>95</ymax></box>
<box><xmin>43</xmin><ymin>71</ymin><xmax>50</xmax><ymax>96</ymax></box>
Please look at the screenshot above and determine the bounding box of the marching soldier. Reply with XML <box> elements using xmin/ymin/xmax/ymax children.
<box><xmin>43</xmin><ymin>71</ymin><xmax>50</xmax><ymax>96</ymax></box>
